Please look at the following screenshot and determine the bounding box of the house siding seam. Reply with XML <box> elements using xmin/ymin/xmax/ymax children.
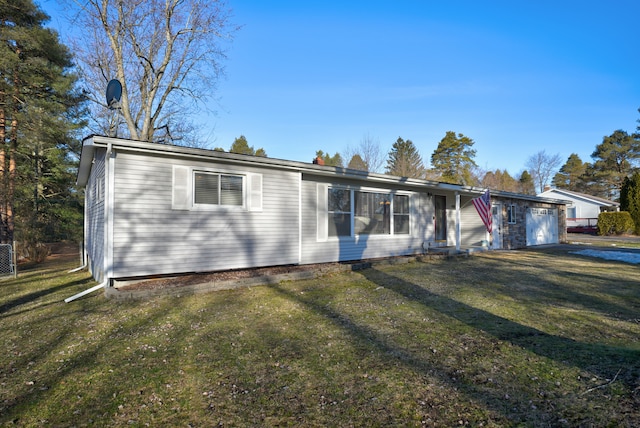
<box><xmin>110</xmin><ymin>151</ymin><xmax>300</xmax><ymax>278</ymax></box>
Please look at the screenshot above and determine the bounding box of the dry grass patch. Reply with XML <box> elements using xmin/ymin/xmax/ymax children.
<box><xmin>0</xmin><ymin>246</ymin><xmax>639</xmax><ymax>426</ymax></box>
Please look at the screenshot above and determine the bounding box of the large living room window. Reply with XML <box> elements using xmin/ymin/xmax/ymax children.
<box><xmin>326</xmin><ymin>187</ymin><xmax>410</xmax><ymax>237</ymax></box>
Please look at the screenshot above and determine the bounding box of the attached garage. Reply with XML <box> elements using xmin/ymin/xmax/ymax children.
<box><xmin>526</xmin><ymin>207</ymin><xmax>559</xmax><ymax>246</ymax></box>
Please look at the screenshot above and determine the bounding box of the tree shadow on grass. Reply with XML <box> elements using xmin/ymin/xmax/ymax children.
<box><xmin>477</xmin><ymin>250</ymin><xmax>640</xmax><ymax>322</ymax></box>
<box><xmin>269</xmin><ymin>265</ymin><xmax>640</xmax><ymax>425</ymax></box>
<box><xmin>0</xmin><ymin>276</ymin><xmax>94</xmax><ymax>316</ymax></box>
<box><xmin>358</xmin><ymin>267</ymin><xmax>640</xmax><ymax>388</ymax></box>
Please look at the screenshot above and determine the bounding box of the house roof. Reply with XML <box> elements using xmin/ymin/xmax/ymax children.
<box><xmin>538</xmin><ymin>188</ymin><xmax>619</xmax><ymax>207</ymax></box>
<box><xmin>78</xmin><ymin>135</ymin><xmax>569</xmax><ymax>205</ymax></box>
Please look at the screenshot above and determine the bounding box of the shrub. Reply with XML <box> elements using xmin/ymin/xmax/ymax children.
<box><xmin>19</xmin><ymin>242</ymin><xmax>51</xmax><ymax>263</ymax></box>
<box><xmin>597</xmin><ymin>211</ymin><xmax>634</xmax><ymax>236</ymax></box>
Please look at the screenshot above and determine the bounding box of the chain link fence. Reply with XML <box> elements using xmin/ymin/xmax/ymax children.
<box><xmin>0</xmin><ymin>243</ymin><xmax>16</xmax><ymax>278</ymax></box>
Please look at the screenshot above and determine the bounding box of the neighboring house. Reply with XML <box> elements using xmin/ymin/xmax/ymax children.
<box><xmin>77</xmin><ymin>136</ymin><xmax>568</xmax><ymax>285</ymax></box>
<box><xmin>538</xmin><ymin>187</ymin><xmax>619</xmax><ymax>233</ymax></box>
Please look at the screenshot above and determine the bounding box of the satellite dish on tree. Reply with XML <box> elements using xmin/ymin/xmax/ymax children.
<box><xmin>106</xmin><ymin>79</ymin><xmax>122</xmax><ymax>109</ymax></box>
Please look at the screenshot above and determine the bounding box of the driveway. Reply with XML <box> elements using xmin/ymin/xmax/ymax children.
<box><xmin>565</xmin><ymin>233</ymin><xmax>640</xmax><ymax>253</ymax></box>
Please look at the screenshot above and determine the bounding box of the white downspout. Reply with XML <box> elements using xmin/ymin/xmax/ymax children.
<box><xmin>455</xmin><ymin>191</ymin><xmax>461</xmax><ymax>252</ymax></box>
<box><xmin>65</xmin><ymin>140</ymin><xmax>113</xmax><ymax>302</ymax></box>
<box><xmin>298</xmin><ymin>172</ymin><xmax>302</xmax><ymax>264</ymax></box>
<box><xmin>64</xmin><ymin>280</ymin><xmax>108</xmax><ymax>303</ymax></box>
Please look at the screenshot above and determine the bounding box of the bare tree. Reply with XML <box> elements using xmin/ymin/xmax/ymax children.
<box><xmin>525</xmin><ymin>150</ymin><xmax>562</xmax><ymax>193</ymax></box>
<box><xmin>68</xmin><ymin>0</ymin><xmax>236</xmax><ymax>143</ymax></box>
<box><xmin>343</xmin><ymin>133</ymin><xmax>385</xmax><ymax>173</ymax></box>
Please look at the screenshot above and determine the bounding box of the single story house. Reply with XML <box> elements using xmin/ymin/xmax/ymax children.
<box><xmin>538</xmin><ymin>187</ymin><xmax>619</xmax><ymax>233</ymax></box>
<box><xmin>76</xmin><ymin>136</ymin><xmax>568</xmax><ymax>284</ymax></box>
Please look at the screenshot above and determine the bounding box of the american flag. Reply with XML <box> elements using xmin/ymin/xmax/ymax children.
<box><xmin>472</xmin><ymin>189</ymin><xmax>492</xmax><ymax>234</ymax></box>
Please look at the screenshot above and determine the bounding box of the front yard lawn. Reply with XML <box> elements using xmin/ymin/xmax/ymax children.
<box><xmin>1</xmin><ymin>246</ymin><xmax>639</xmax><ymax>426</ymax></box>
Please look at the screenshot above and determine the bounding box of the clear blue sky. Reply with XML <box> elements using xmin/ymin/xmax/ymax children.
<box><xmin>42</xmin><ymin>0</ymin><xmax>640</xmax><ymax>175</ymax></box>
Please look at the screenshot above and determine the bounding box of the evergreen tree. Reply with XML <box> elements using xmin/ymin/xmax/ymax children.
<box><xmin>579</xmin><ymin>163</ymin><xmax>610</xmax><ymax>199</ymax></box>
<box><xmin>518</xmin><ymin>170</ymin><xmax>535</xmax><ymax>195</ymax></box>
<box><xmin>229</xmin><ymin>135</ymin><xmax>267</xmax><ymax>157</ymax></box>
<box><xmin>482</xmin><ymin>169</ymin><xmax>518</xmax><ymax>192</ymax></box>
<box><xmin>347</xmin><ymin>154</ymin><xmax>367</xmax><ymax>171</ymax></box>
<box><xmin>430</xmin><ymin>131</ymin><xmax>477</xmax><ymax>185</ymax></box>
<box><xmin>385</xmin><ymin>137</ymin><xmax>424</xmax><ymax>178</ymax></box>
<box><xmin>591</xmin><ymin>129</ymin><xmax>640</xmax><ymax>199</ymax></box>
<box><xmin>553</xmin><ymin>153</ymin><xmax>586</xmax><ymax>191</ymax></box>
<box><xmin>620</xmin><ymin>172</ymin><xmax>640</xmax><ymax>235</ymax></box>
<box><xmin>0</xmin><ymin>0</ymin><xmax>86</xmax><ymax>243</ymax></box>
<box><xmin>315</xmin><ymin>150</ymin><xmax>343</xmax><ymax>167</ymax></box>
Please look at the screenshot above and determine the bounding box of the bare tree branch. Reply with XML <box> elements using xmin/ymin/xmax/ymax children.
<box><xmin>67</xmin><ymin>0</ymin><xmax>237</xmax><ymax>143</ymax></box>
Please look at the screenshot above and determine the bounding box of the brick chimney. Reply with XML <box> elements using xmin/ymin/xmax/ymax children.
<box><xmin>312</xmin><ymin>157</ymin><xmax>325</xmax><ymax>165</ymax></box>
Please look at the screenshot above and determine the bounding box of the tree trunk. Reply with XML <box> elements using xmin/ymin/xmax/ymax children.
<box><xmin>7</xmin><ymin>114</ymin><xmax>17</xmax><ymax>243</ymax></box>
<box><xmin>0</xmin><ymin>92</ymin><xmax>6</xmax><ymax>244</ymax></box>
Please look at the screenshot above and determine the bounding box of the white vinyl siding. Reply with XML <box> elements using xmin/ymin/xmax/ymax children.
<box><xmin>111</xmin><ymin>152</ymin><xmax>298</xmax><ymax>278</ymax></box>
<box><xmin>86</xmin><ymin>150</ymin><xmax>106</xmax><ymax>281</ymax></box>
<box><xmin>460</xmin><ymin>196</ymin><xmax>488</xmax><ymax>247</ymax></box>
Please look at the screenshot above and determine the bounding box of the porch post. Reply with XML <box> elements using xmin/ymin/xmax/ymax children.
<box><xmin>455</xmin><ymin>191</ymin><xmax>461</xmax><ymax>252</ymax></box>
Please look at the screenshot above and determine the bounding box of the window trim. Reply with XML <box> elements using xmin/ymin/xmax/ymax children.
<box><xmin>324</xmin><ymin>186</ymin><xmax>412</xmax><ymax>239</ymax></box>
<box><xmin>507</xmin><ymin>204</ymin><xmax>517</xmax><ymax>224</ymax></box>
<box><xmin>172</xmin><ymin>165</ymin><xmax>262</xmax><ymax>212</ymax></box>
<box><xmin>327</xmin><ymin>186</ymin><xmax>352</xmax><ymax>237</ymax></box>
<box><xmin>193</xmin><ymin>170</ymin><xmax>246</xmax><ymax>209</ymax></box>
<box><xmin>393</xmin><ymin>194</ymin><xmax>411</xmax><ymax>235</ymax></box>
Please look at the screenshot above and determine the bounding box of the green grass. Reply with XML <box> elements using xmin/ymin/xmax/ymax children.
<box><xmin>1</xmin><ymin>247</ymin><xmax>639</xmax><ymax>427</ymax></box>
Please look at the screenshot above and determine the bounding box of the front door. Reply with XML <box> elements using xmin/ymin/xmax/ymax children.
<box><xmin>434</xmin><ymin>195</ymin><xmax>447</xmax><ymax>242</ymax></box>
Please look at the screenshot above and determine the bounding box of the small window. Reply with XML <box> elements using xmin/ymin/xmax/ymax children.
<box><xmin>507</xmin><ymin>204</ymin><xmax>517</xmax><ymax>224</ymax></box>
<box><xmin>393</xmin><ymin>194</ymin><xmax>410</xmax><ymax>234</ymax></box>
<box><xmin>567</xmin><ymin>206</ymin><xmax>576</xmax><ymax>219</ymax></box>
<box><xmin>194</xmin><ymin>172</ymin><xmax>243</xmax><ymax>206</ymax></box>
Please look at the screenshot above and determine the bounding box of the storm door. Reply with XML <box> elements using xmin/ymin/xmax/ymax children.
<box><xmin>434</xmin><ymin>195</ymin><xmax>447</xmax><ymax>241</ymax></box>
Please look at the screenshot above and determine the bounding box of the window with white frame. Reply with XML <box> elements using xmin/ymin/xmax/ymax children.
<box><xmin>324</xmin><ymin>187</ymin><xmax>410</xmax><ymax>237</ymax></box>
<box><xmin>194</xmin><ymin>172</ymin><xmax>244</xmax><ymax>206</ymax></box>
<box><xmin>355</xmin><ymin>191</ymin><xmax>390</xmax><ymax>235</ymax></box>
<box><xmin>328</xmin><ymin>188</ymin><xmax>351</xmax><ymax>237</ymax></box>
<box><xmin>507</xmin><ymin>204</ymin><xmax>517</xmax><ymax>224</ymax></box>
<box><xmin>393</xmin><ymin>194</ymin><xmax>410</xmax><ymax>234</ymax></box>
<box><xmin>172</xmin><ymin>165</ymin><xmax>262</xmax><ymax>211</ymax></box>
<box><xmin>567</xmin><ymin>206</ymin><xmax>576</xmax><ymax>219</ymax></box>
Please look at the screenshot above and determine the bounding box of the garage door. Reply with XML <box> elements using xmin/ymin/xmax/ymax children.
<box><xmin>526</xmin><ymin>207</ymin><xmax>558</xmax><ymax>246</ymax></box>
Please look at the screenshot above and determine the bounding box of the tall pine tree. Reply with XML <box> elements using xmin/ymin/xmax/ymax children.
<box><xmin>0</xmin><ymin>0</ymin><xmax>86</xmax><ymax>243</ymax></box>
<box><xmin>386</xmin><ymin>137</ymin><xmax>424</xmax><ymax>178</ymax></box>
<box><xmin>590</xmin><ymin>130</ymin><xmax>640</xmax><ymax>200</ymax></box>
<box><xmin>431</xmin><ymin>131</ymin><xmax>477</xmax><ymax>185</ymax></box>
<box><xmin>553</xmin><ymin>153</ymin><xmax>587</xmax><ymax>192</ymax></box>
